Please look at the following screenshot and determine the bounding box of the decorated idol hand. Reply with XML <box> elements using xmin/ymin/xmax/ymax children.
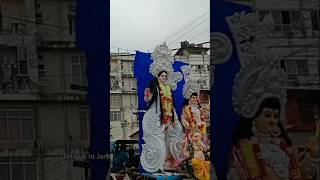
<box><xmin>200</xmin><ymin>121</ymin><xmax>206</xmax><ymax>126</ymax></box>
<box><xmin>144</xmin><ymin>88</ymin><xmax>152</xmax><ymax>102</ymax></box>
<box><xmin>171</xmin><ymin>120</ymin><xmax>176</xmax><ymax>127</ymax></box>
<box><xmin>201</xmin><ymin>107</ymin><xmax>209</xmax><ymax>119</ymax></box>
<box><xmin>184</xmin><ymin>149</ymin><xmax>190</xmax><ymax>158</ymax></box>
<box><xmin>305</xmin><ymin>136</ymin><xmax>319</xmax><ymax>158</ymax></box>
<box><xmin>182</xmin><ymin>138</ymin><xmax>190</xmax><ymax>158</ymax></box>
<box><xmin>182</xmin><ymin>119</ymin><xmax>190</xmax><ymax>128</ymax></box>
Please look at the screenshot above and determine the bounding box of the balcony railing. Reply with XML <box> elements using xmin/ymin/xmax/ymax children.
<box><xmin>287</xmin><ymin>73</ymin><xmax>320</xmax><ymax>88</ymax></box>
<box><xmin>110</xmin><ymin>69</ymin><xmax>119</xmax><ymax>74</ymax></box>
<box><xmin>37</xmin><ymin>41</ymin><xmax>77</xmax><ymax>49</ymax></box>
<box><xmin>0</xmin><ymin>29</ymin><xmax>13</xmax><ymax>35</ymax></box>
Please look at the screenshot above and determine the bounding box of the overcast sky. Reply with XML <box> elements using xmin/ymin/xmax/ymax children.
<box><xmin>110</xmin><ymin>0</ymin><xmax>210</xmax><ymax>53</ymax></box>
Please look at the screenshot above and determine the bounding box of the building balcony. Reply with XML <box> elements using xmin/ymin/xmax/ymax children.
<box><xmin>110</xmin><ymin>69</ymin><xmax>120</xmax><ymax>75</ymax></box>
<box><xmin>286</xmin><ymin>74</ymin><xmax>320</xmax><ymax>89</ymax></box>
<box><xmin>37</xmin><ymin>40</ymin><xmax>78</xmax><ymax>50</ymax></box>
<box><xmin>122</xmin><ymin>73</ymin><xmax>134</xmax><ymax>78</ymax></box>
<box><xmin>110</xmin><ymin>90</ymin><xmax>122</xmax><ymax>94</ymax></box>
<box><xmin>121</xmin><ymin>89</ymin><xmax>137</xmax><ymax>94</ymax></box>
<box><xmin>0</xmin><ymin>29</ymin><xmax>34</xmax><ymax>46</ymax></box>
<box><xmin>0</xmin><ymin>93</ymin><xmax>38</xmax><ymax>101</ymax></box>
<box><xmin>0</xmin><ymin>77</ymin><xmax>38</xmax><ymax>100</ymax></box>
<box><xmin>200</xmin><ymin>85</ymin><xmax>210</xmax><ymax>90</ymax></box>
<box><xmin>286</xmin><ymin>123</ymin><xmax>316</xmax><ymax>132</ymax></box>
<box><xmin>0</xmin><ymin>29</ymin><xmax>15</xmax><ymax>44</ymax></box>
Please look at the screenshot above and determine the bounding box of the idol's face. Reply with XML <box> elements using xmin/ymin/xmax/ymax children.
<box><xmin>190</xmin><ymin>95</ymin><xmax>199</xmax><ymax>105</ymax></box>
<box><xmin>254</xmin><ymin>107</ymin><xmax>279</xmax><ymax>134</ymax></box>
<box><xmin>192</xmin><ymin>132</ymin><xmax>201</xmax><ymax>142</ymax></box>
<box><xmin>158</xmin><ymin>72</ymin><xmax>167</xmax><ymax>84</ymax></box>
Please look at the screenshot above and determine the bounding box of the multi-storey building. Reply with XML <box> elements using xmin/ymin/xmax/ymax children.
<box><xmin>0</xmin><ymin>0</ymin><xmax>90</xmax><ymax>179</ymax></box>
<box><xmin>229</xmin><ymin>0</ymin><xmax>320</xmax><ymax>147</ymax></box>
<box><xmin>110</xmin><ymin>53</ymin><xmax>138</xmax><ymax>140</ymax></box>
<box><xmin>253</xmin><ymin>0</ymin><xmax>320</xmax><ymax>147</ymax></box>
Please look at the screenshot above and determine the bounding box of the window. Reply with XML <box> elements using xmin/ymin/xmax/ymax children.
<box><xmin>0</xmin><ymin>108</ymin><xmax>34</xmax><ymax>141</ymax></box>
<box><xmin>199</xmin><ymin>92</ymin><xmax>210</xmax><ymax>104</ymax></box>
<box><xmin>111</xmin><ymin>95</ymin><xmax>121</xmax><ymax>108</ymax></box>
<box><xmin>68</xmin><ymin>5</ymin><xmax>76</xmax><ymax>35</ymax></box>
<box><xmin>122</xmin><ymin>61</ymin><xmax>133</xmax><ymax>75</ymax></box>
<box><xmin>270</xmin><ymin>11</ymin><xmax>282</xmax><ymax>32</ymax></box>
<box><xmin>130</xmin><ymin>62</ymin><xmax>134</xmax><ymax>73</ymax></box>
<box><xmin>286</xmin><ymin>60</ymin><xmax>297</xmax><ymax>74</ymax></box>
<box><xmin>204</xmin><ymin>65</ymin><xmax>208</xmax><ymax>71</ymax></box>
<box><xmin>122</xmin><ymin>62</ymin><xmax>128</xmax><ymax>74</ymax></box>
<box><xmin>130</xmin><ymin>95</ymin><xmax>137</xmax><ymax>106</ymax></box>
<box><xmin>68</xmin><ymin>4</ymin><xmax>76</xmax><ymax>13</ymax></box>
<box><xmin>110</xmin><ymin>111</ymin><xmax>121</xmax><ymax>121</ymax></box>
<box><xmin>130</xmin><ymin>78</ymin><xmax>137</xmax><ymax>90</ymax></box>
<box><xmin>301</xmin><ymin>104</ymin><xmax>317</xmax><ymax>124</ymax></box>
<box><xmin>35</xmin><ymin>13</ymin><xmax>42</xmax><ymax>24</ymax></box>
<box><xmin>0</xmin><ymin>9</ymin><xmax>3</xmax><ymax>31</ymax></box>
<box><xmin>0</xmin><ymin>156</ymin><xmax>37</xmax><ymax>180</ymax></box>
<box><xmin>110</xmin><ymin>61</ymin><xmax>119</xmax><ymax>73</ymax></box>
<box><xmin>281</xmin><ymin>11</ymin><xmax>292</xmax><ymax>32</ymax></box>
<box><xmin>38</xmin><ymin>54</ymin><xmax>45</xmax><ymax>78</ymax></box>
<box><xmin>17</xmin><ymin>47</ymin><xmax>28</xmax><ymax>76</ymax></box>
<box><xmin>0</xmin><ymin>54</ymin><xmax>4</xmax><ymax>64</ymax></box>
<box><xmin>123</xmin><ymin>78</ymin><xmax>136</xmax><ymax>91</ymax></box>
<box><xmin>311</xmin><ymin>10</ymin><xmax>320</xmax><ymax>31</ymax></box>
<box><xmin>258</xmin><ymin>10</ymin><xmax>269</xmax><ymax>21</ymax></box>
<box><xmin>122</xmin><ymin>78</ymin><xmax>130</xmax><ymax>91</ymax></box>
<box><xmin>110</xmin><ymin>76</ymin><xmax>120</xmax><ymax>91</ymax></box>
<box><xmin>11</xmin><ymin>23</ymin><xmax>27</xmax><ymax>34</ymax></box>
<box><xmin>71</xmin><ymin>55</ymin><xmax>87</xmax><ymax>86</ymax></box>
<box><xmin>68</xmin><ymin>14</ymin><xmax>75</xmax><ymax>35</ymax></box>
<box><xmin>259</xmin><ymin>10</ymin><xmax>302</xmax><ymax>34</ymax></box>
<box><xmin>79</xmin><ymin>107</ymin><xmax>90</xmax><ymax>140</ymax></box>
<box><xmin>203</xmin><ymin>79</ymin><xmax>208</xmax><ymax>87</ymax></box>
<box><xmin>296</xmin><ymin>60</ymin><xmax>309</xmax><ymax>75</ymax></box>
<box><xmin>35</xmin><ymin>2</ymin><xmax>40</xmax><ymax>9</ymax></box>
<box><xmin>38</xmin><ymin>64</ymin><xmax>45</xmax><ymax>77</ymax></box>
<box><xmin>285</xmin><ymin>59</ymin><xmax>309</xmax><ymax>75</ymax></box>
<box><xmin>291</xmin><ymin>11</ymin><xmax>302</xmax><ymax>30</ymax></box>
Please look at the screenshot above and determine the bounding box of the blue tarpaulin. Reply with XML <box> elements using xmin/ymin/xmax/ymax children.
<box><xmin>76</xmin><ymin>0</ymin><xmax>109</xmax><ymax>179</ymax></box>
<box><xmin>211</xmin><ymin>1</ymin><xmax>252</xmax><ymax>179</ymax></box>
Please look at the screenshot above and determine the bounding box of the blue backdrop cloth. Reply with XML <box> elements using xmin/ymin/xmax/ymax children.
<box><xmin>211</xmin><ymin>1</ymin><xmax>252</xmax><ymax>179</ymax></box>
<box><xmin>134</xmin><ymin>51</ymin><xmax>187</xmax><ymax>173</ymax></box>
<box><xmin>76</xmin><ymin>0</ymin><xmax>109</xmax><ymax>180</ymax></box>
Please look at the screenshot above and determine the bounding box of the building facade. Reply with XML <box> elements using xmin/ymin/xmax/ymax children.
<box><xmin>0</xmin><ymin>0</ymin><xmax>90</xmax><ymax>180</ymax></box>
<box><xmin>110</xmin><ymin>53</ymin><xmax>138</xmax><ymax>140</ymax></box>
<box><xmin>227</xmin><ymin>0</ymin><xmax>320</xmax><ymax>147</ymax></box>
<box><xmin>253</xmin><ymin>0</ymin><xmax>320</xmax><ymax>147</ymax></box>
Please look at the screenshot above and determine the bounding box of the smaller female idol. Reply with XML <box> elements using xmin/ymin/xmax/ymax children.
<box><xmin>180</xmin><ymin>65</ymin><xmax>207</xmax><ymax>138</ymax></box>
